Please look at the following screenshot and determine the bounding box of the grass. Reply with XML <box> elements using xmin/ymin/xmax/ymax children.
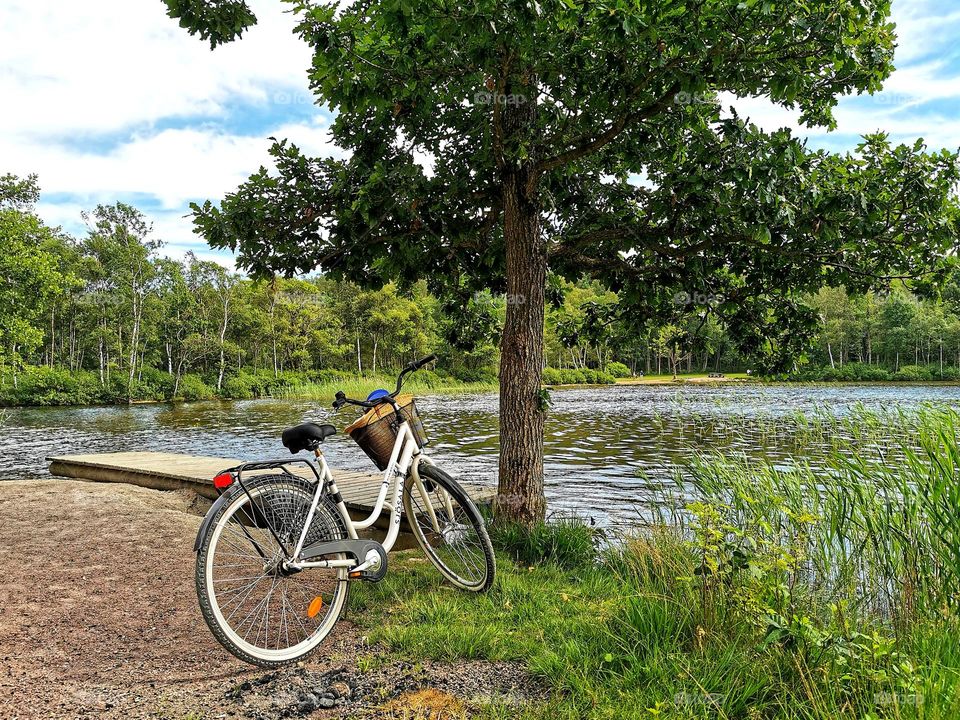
<box><xmin>615</xmin><ymin>372</ymin><xmax>753</xmax><ymax>385</ymax></box>
<box><xmin>348</xmin><ymin>408</ymin><xmax>960</xmax><ymax>719</ymax></box>
<box><xmin>275</xmin><ymin>374</ymin><xmax>498</xmax><ymax>400</ymax></box>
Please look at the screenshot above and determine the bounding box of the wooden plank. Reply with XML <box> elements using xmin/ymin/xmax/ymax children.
<box><xmin>47</xmin><ymin>451</ymin><xmax>495</xmax><ymax>512</ymax></box>
<box><xmin>47</xmin><ymin>451</ymin><xmax>495</xmax><ymax>551</ymax></box>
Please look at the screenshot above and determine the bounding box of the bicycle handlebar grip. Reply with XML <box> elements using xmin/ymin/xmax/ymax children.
<box><xmin>413</xmin><ymin>354</ymin><xmax>437</xmax><ymax>370</ymax></box>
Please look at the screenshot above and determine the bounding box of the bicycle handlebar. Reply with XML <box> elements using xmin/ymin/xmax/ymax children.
<box><xmin>406</xmin><ymin>354</ymin><xmax>436</xmax><ymax>372</ymax></box>
<box><xmin>332</xmin><ymin>355</ymin><xmax>437</xmax><ymax>410</ymax></box>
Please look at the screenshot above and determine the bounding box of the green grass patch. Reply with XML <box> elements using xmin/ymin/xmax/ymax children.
<box><xmin>349</xmin><ymin>409</ymin><xmax>960</xmax><ymax>719</ymax></box>
<box><xmin>274</xmin><ymin>371</ymin><xmax>497</xmax><ymax>400</ymax></box>
<box><xmin>489</xmin><ymin>517</ymin><xmax>600</xmax><ymax>570</ymax></box>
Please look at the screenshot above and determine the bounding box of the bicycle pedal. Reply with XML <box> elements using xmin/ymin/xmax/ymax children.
<box><xmin>349</xmin><ymin>545</ymin><xmax>388</xmax><ymax>583</ymax></box>
<box><xmin>349</xmin><ymin>568</ymin><xmax>386</xmax><ymax>582</ymax></box>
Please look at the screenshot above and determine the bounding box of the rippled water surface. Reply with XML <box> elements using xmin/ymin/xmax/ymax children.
<box><xmin>3</xmin><ymin>383</ymin><xmax>959</xmax><ymax>527</ymax></box>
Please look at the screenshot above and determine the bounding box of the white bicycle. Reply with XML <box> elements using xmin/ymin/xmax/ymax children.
<box><xmin>193</xmin><ymin>356</ymin><xmax>496</xmax><ymax>667</ymax></box>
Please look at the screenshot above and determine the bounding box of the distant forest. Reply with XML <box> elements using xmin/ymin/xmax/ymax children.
<box><xmin>4</xmin><ymin>172</ymin><xmax>960</xmax><ymax>405</ymax></box>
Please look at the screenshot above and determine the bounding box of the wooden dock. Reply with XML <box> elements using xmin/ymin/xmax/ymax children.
<box><xmin>47</xmin><ymin>451</ymin><xmax>495</xmax><ymax>546</ymax></box>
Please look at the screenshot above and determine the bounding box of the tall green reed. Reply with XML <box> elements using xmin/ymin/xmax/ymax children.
<box><xmin>670</xmin><ymin>407</ymin><xmax>960</xmax><ymax>625</ymax></box>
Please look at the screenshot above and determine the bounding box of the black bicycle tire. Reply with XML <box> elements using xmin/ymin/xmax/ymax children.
<box><xmin>403</xmin><ymin>463</ymin><xmax>496</xmax><ymax>592</ymax></box>
<box><xmin>195</xmin><ymin>474</ymin><xmax>349</xmax><ymax>667</ymax></box>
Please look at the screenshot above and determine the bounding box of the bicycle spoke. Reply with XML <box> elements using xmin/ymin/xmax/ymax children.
<box><xmin>201</xmin><ymin>476</ymin><xmax>349</xmax><ymax>661</ymax></box>
<box><xmin>406</xmin><ymin>472</ymin><xmax>492</xmax><ymax>589</ymax></box>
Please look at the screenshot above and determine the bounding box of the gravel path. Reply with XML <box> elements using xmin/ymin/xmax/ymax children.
<box><xmin>0</xmin><ymin>479</ymin><xmax>544</xmax><ymax>719</ymax></box>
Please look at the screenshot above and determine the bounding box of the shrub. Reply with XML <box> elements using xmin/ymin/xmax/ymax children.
<box><xmin>606</xmin><ymin>361</ymin><xmax>632</xmax><ymax>378</ymax></box>
<box><xmin>768</xmin><ymin>363</ymin><xmax>956</xmax><ymax>382</ymax></box>
<box><xmin>490</xmin><ymin>516</ymin><xmax>600</xmax><ymax>569</ymax></box>
<box><xmin>542</xmin><ymin>368</ymin><xmax>564</xmax><ymax>385</ymax></box>
<box><xmin>893</xmin><ymin>365</ymin><xmax>930</xmax><ymax>381</ymax></box>
<box><xmin>451</xmin><ymin>365</ymin><xmax>498</xmax><ymax>384</ymax></box>
<box><xmin>855</xmin><ymin>364</ymin><xmax>892</xmax><ymax>381</ymax></box>
<box><xmin>410</xmin><ymin>368</ymin><xmax>442</xmax><ymax>388</ymax></box>
<box><xmin>591</xmin><ymin>369</ymin><xmax>616</xmax><ymax>384</ymax></box>
<box><xmin>130</xmin><ymin>366</ymin><xmax>175</xmax><ymax>401</ymax></box>
<box><xmin>941</xmin><ymin>366</ymin><xmax>960</xmax><ymax>381</ymax></box>
<box><xmin>0</xmin><ymin>366</ymin><xmax>110</xmax><ymax>406</ymax></box>
<box><xmin>176</xmin><ymin>374</ymin><xmax>216</xmax><ymax>401</ymax></box>
<box><xmin>221</xmin><ymin>373</ymin><xmax>257</xmax><ymax>400</ymax></box>
<box><xmin>541</xmin><ymin>367</ymin><xmax>616</xmax><ymax>385</ymax></box>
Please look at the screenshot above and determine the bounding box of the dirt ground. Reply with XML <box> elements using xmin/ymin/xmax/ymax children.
<box><xmin>0</xmin><ymin>479</ymin><xmax>542</xmax><ymax>720</ymax></box>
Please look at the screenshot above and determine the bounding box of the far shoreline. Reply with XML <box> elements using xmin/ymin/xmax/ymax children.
<box><xmin>7</xmin><ymin>374</ymin><xmax>960</xmax><ymax>410</ymax></box>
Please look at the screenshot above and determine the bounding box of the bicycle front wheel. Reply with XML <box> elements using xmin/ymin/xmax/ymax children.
<box><xmin>195</xmin><ymin>474</ymin><xmax>350</xmax><ymax>667</ymax></box>
<box><xmin>403</xmin><ymin>462</ymin><xmax>495</xmax><ymax>592</ymax></box>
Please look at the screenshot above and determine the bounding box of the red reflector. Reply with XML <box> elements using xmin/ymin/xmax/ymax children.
<box><xmin>213</xmin><ymin>472</ymin><xmax>234</xmax><ymax>490</ymax></box>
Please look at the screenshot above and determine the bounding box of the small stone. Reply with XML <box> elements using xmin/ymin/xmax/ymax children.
<box><xmin>296</xmin><ymin>692</ymin><xmax>320</xmax><ymax>715</ymax></box>
<box><xmin>329</xmin><ymin>681</ymin><xmax>352</xmax><ymax>700</ymax></box>
<box><xmin>317</xmin><ymin>695</ymin><xmax>336</xmax><ymax>709</ymax></box>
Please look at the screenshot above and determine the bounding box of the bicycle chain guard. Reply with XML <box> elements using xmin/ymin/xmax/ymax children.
<box><xmin>300</xmin><ymin>539</ymin><xmax>389</xmax><ymax>582</ymax></box>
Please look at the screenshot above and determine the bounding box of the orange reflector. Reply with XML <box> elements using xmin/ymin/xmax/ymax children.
<box><xmin>349</xmin><ymin>571</ymin><xmax>362</xmax><ymax>579</ymax></box>
<box><xmin>307</xmin><ymin>596</ymin><xmax>324</xmax><ymax>618</ymax></box>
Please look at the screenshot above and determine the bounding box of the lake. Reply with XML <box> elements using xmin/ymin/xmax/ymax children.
<box><xmin>3</xmin><ymin>382</ymin><xmax>959</xmax><ymax>527</ymax></box>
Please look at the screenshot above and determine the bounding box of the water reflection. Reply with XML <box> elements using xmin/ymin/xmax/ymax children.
<box><xmin>3</xmin><ymin>383</ymin><xmax>959</xmax><ymax>529</ymax></box>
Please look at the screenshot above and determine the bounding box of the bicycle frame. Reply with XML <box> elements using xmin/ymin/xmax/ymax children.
<box><xmin>285</xmin><ymin>416</ymin><xmax>451</xmax><ymax>572</ymax></box>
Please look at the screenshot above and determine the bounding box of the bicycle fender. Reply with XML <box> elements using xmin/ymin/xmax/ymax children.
<box><xmin>193</xmin><ymin>492</ymin><xmax>233</xmax><ymax>552</ymax></box>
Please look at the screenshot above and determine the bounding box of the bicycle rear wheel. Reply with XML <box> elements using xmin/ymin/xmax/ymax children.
<box><xmin>195</xmin><ymin>473</ymin><xmax>349</xmax><ymax>667</ymax></box>
<box><xmin>403</xmin><ymin>463</ymin><xmax>495</xmax><ymax>592</ymax></box>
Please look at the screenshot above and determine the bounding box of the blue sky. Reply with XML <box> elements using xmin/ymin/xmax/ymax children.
<box><xmin>2</xmin><ymin>0</ymin><xmax>959</xmax><ymax>268</ymax></box>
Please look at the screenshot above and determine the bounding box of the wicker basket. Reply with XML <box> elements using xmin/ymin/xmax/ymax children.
<box><xmin>344</xmin><ymin>394</ymin><xmax>428</xmax><ymax>470</ymax></box>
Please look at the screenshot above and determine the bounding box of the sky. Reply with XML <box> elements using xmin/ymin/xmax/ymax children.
<box><xmin>2</xmin><ymin>0</ymin><xmax>959</xmax><ymax>269</ymax></box>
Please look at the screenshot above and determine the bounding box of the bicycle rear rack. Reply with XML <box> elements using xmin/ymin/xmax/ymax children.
<box><xmin>216</xmin><ymin>457</ymin><xmax>323</xmax><ymax>491</ymax></box>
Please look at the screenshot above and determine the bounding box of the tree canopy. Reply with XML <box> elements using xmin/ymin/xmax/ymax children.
<box><xmin>6</xmin><ymin>174</ymin><xmax>960</xmax><ymax>407</ymax></box>
<box><xmin>162</xmin><ymin>0</ymin><xmax>960</xmax><ymax>524</ymax></box>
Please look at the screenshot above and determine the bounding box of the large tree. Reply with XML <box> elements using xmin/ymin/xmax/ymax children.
<box><xmin>83</xmin><ymin>203</ymin><xmax>161</xmax><ymax>399</ymax></box>
<box><xmin>0</xmin><ymin>174</ymin><xmax>74</xmax><ymax>386</ymax></box>
<box><xmin>162</xmin><ymin>0</ymin><xmax>959</xmax><ymax>526</ymax></box>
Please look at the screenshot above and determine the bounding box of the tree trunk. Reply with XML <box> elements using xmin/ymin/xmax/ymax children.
<box><xmin>269</xmin><ymin>280</ymin><xmax>279</xmax><ymax>377</ymax></box>
<box><xmin>128</xmin><ymin>286</ymin><xmax>142</xmax><ymax>399</ymax></box>
<box><xmin>98</xmin><ymin>336</ymin><xmax>105</xmax><ymax>385</ymax></box>
<box><xmin>49</xmin><ymin>306</ymin><xmax>56</xmax><ymax>368</ymax></box>
<box><xmin>217</xmin><ymin>306</ymin><xmax>229</xmax><ymax>391</ymax></box>
<box><xmin>496</xmin><ymin>167</ymin><xmax>546</xmax><ymax>528</ymax></box>
<box><xmin>356</xmin><ymin>330</ymin><xmax>363</xmax><ymax>374</ymax></box>
<box><xmin>174</xmin><ymin>359</ymin><xmax>184</xmax><ymax>398</ymax></box>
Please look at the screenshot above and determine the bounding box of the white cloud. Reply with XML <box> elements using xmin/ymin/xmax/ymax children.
<box><xmin>725</xmin><ymin>94</ymin><xmax>960</xmax><ymax>152</ymax></box>
<box><xmin>3</xmin><ymin>0</ymin><xmax>958</xmax><ymax>270</ymax></box>
<box><xmin>0</xmin><ymin>0</ymin><xmax>314</xmax><ymax>137</ymax></box>
<box><xmin>0</xmin><ymin>0</ymin><xmax>342</xmax><ymax>267</ymax></box>
<box><xmin>720</xmin><ymin>0</ymin><xmax>960</xmax><ymax>154</ymax></box>
<box><xmin>6</xmin><ymin>119</ymin><xmax>337</xmax><ymax>209</ymax></box>
<box><xmin>36</xmin><ymin>198</ymin><xmax>238</xmax><ymax>269</ymax></box>
<box><xmin>888</xmin><ymin>0</ymin><xmax>960</xmax><ymax>64</ymax></box>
